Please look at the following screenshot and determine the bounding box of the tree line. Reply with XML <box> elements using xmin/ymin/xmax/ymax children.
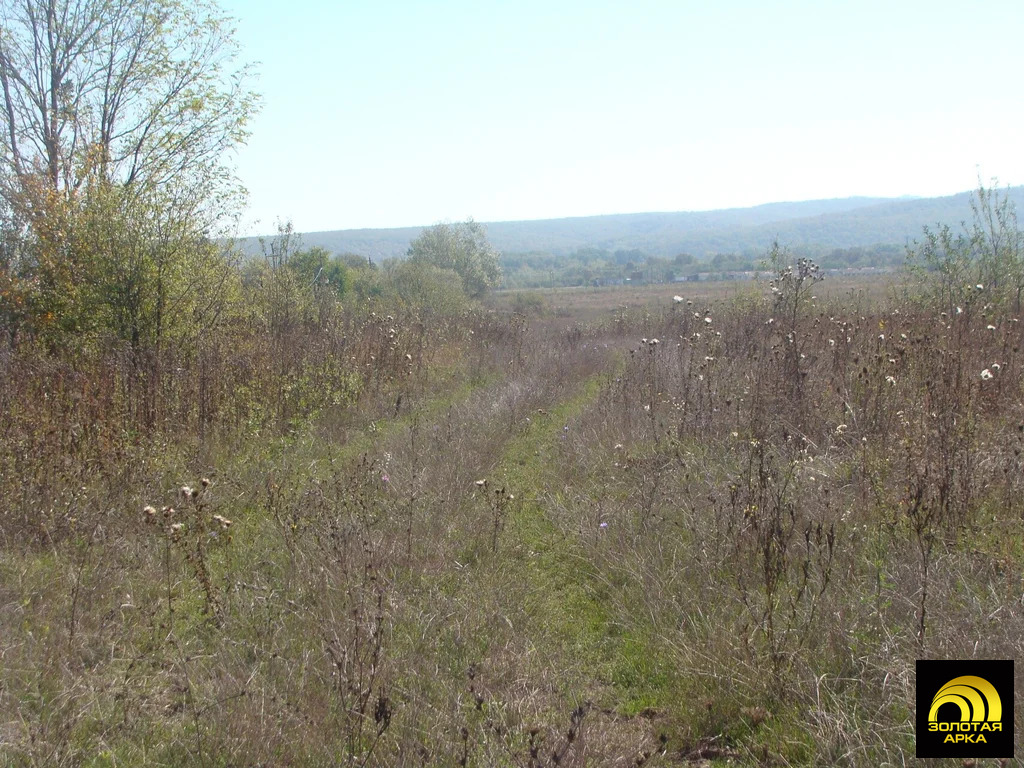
<box><xmin>499</xmin><ymin>243</ymin><xmax>909</xmax><ymax>289</ymax></box>
<box><xmin>0</xmin><ymin>0</ymin><xmax>501</xmax><ymax>355</ymax></box>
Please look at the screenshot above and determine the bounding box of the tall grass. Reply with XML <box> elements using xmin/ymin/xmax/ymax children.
<box><xmin>1</xmin><ymin>264</ymin><xmax>1022</xmax><ymax>765</ymax></box>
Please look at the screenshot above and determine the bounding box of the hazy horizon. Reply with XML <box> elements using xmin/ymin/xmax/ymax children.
<box><xmin>219</xmin><ymin>1</ymin><xmax>1024</xmax><ymax>237</ymax></box>
<box><xmin>250</xmin><ymin>189</ymin><xmax>939</xmax><ymax>239</ymax></box>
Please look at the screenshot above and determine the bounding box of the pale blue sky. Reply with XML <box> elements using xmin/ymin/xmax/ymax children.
<box><xmin>219</xmin><ymin>0</ymin><xmax>1024</xmax><ymax>236</ymax></box>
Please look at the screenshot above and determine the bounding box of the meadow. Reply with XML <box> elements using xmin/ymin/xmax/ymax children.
<box><xmin>1</xmin><ymin>264</ymin><xmax>1022</xmax><ymax>767</ymax></box>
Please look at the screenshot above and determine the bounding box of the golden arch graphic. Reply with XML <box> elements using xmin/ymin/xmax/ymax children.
<box><xmin>928</xmin><ymin>676</ymin><xmax>1002</xmax><ymax>723</ymax></box>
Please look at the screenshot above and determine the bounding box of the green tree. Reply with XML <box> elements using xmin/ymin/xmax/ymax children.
<box><xmin>407</xmin><ymin>219</ymin><xmax>501</xmax><ymax>298</ymax></box>
<box><xmin>907</xmin><ymin>181</ymin><xmax>1024</xmax><ymax>315</ymax></box>
<box><xmin>287</xmin><ymin>246</ymin><xmax>350</xmax><ymax>298</ymax></box>
<box><xmin>383</xmin><ymin>258</ymin><xmax>468</xmax><ymax>313</ymax></box>
<box><xmin>0</xmin><ymin>0</ymin><xmax>257</xmax><ymax>347</ymax></box>
<box><xmin>247</xmin><ymin>220</ymin><xmax>310</xmax><ymax>335</ymax></box>
<box><xmin>74</xmin><ymin>179</ymin><xmax>239</xmax><ymax>349</ymax></box>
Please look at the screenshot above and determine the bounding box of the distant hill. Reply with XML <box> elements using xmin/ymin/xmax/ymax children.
<box><xmin>240</xmin><ymin>188</ymin><xmax>1024</xmax><ymax>260</ymax></box>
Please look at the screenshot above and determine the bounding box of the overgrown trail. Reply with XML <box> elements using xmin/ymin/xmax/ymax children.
<box><xmin>393</xmin><ymin>344</ymin><xmax>679</xmax><ymax>764</ymax></box>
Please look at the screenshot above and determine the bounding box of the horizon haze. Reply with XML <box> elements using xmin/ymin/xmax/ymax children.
<box><xmin>240</xmin><ymin>185</ymin><xmax>1024</xmax><ymax>260</ymax></box>
<box><xmin>218</xmin><ymin>0</ymin><xmax>1024</xmax><ymax>237</ymax></box>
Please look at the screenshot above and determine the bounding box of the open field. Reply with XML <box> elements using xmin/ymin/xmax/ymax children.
<box><xmin>2</xmin><ymin>269</ymin><xmax>1023</xmax><ymax>766</ymax></box>
<box><xmin>489</xmin><ymin>273</ymin><xmax>895</xmax><ymax>324</ymax></box>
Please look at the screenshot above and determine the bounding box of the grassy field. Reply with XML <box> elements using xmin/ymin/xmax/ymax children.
<box><xmin>1</xmin><ymin>269</ymin><xmax>1022</xmax><ymax>766</ymax></box>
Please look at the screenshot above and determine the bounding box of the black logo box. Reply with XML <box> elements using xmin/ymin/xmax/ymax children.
<box><xmin>916</xmin><ymin>659</ymin><xmax>1015</xmax><ymax>759</ymax></box>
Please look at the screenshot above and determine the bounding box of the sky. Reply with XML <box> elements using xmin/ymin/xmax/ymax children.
<box><xmin>217</xmin><ymin>0</ymin><xmax>1024</xmax><ymax>236</ymax></box>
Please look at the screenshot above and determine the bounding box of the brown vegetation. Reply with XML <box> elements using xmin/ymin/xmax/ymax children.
<box><xmin>3</xmin><ymin>243</ymin><xmax>1024</xmax><ymax>765</ymax></box>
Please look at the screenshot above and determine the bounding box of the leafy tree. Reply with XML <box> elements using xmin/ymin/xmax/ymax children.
<box><xmin>287</xmin><ymin>247</ymin><xmax>350</xmax><ymax>298</ymax></box>
<box><xmin>75</xmin><ymin>179</ymin><xmax>239</xmax><ymax>348</ymax></box>
<box><xmin>336</xmin><ymin>252</ymin><xmax>375</xmax><ymax>270</ymax></box>
<box><xmin>247</xmin><ymin>220</ymin><xmax>316</xmax><ymax>335</ymax></box>
<box><xmin>972</xmin><ymin>184</ymin><xmax>1024</xmax><ymax>313</ymax></box>
<box><xmin>0</xmin><ymin>0</ymin><xmax>257</xmax><ymax>347</ymax></box>
<box><xmin>383</xmin><ymin>259</ymin><xmax>468</xmax><ymax>313</ymax></box>
<box><xmin>0</xmin><ymin>0</ymin><xmax>254</xmax><ymax>201</ymax></box>
<box><xmin>907</xmin><ymin>181</ymin><xmax>1024</xmax><ymax>315</ymax></box>
<box><xmin>407</xmin><ymin>219</ymin><xmax>501</xmax><ymax>298</ymax></box>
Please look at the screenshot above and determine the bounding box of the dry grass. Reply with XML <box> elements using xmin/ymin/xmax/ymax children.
<box><xmin>2</xmin><ymin>272</ymin><xmax>1023</xmax><ymax>766</ymax></box>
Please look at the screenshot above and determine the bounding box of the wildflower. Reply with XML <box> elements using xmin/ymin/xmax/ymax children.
<box><xmin>987</xmin><ymin>324</ymin><xmax>997</xmax><ymax>331</ymax></box>
<box><xmin>704</xmin><ymin>316</ymin><xmax>712</xmax><ymax>324</ymax></box>
<box><xmin>976</xmin><ymin>284</ymin><xmax>984</xmax><ymax>290</ymax></box>
<box><xmin>650</xmin><ymin>338</ymin><xmax>660</xmax><ymax>345</ymax></box>
<box><xmin>828</xmin><ymin>338</ymin><xmax>835</xmax><ymax>347</ymax></box>
<box><xmin>641</xmin><ymin>338</ymin><xmax>648</xmax><ymax>344</ymax></box>
<box><xmin>475</xmin><ymin>479</ymin><xmax>487</xmax><ymax>487</ymax></box>
<box><xmin>835</xmin><ymin>424</ymin><xmax>847</xmax><ymax>435</ymax></box>
<box><xmin>212</xmin><ymin>514</ymin><xmax>232</xmax><ymax>529</ymax></box>
<box><xmin>170</xmin><ymin>523</ymin><xmax>183</xmax><ymax>533</ymax></box>
<box><xmin>599</xmin><ymin>522</ymin><xmax>608</xmax><ymax>529</ymax></box>
<box><xmin>981</xmin><ymin>369</ymin><xmax>994</xmax><ymax>381</ymax></box>
<box><xmin>405</xmin><ymin>353</ymin><xmax>413</xmax><ymax>361</ymax></box>
<box><xmin>886</xmin><ymin>375</ymin><xmax>896</xmax><ymax>386</ymax></box>
<box><xmin>381</xmin><ymin>473</ymin><xmax>389</xmax><ymax>483</ymax></box>
<box><xmin>180</xmin><ymin>485</ymin><xmax>193</xmax><ymax>498</ymax></box>
<box><xmin>614</xmin><ymin>443</ymin><xmax>624</xmax><ymax>451</ymax></box>
<box><xmin>955</xmin><ymin>306</ymin><xmax>963</xmax><ymax>315</ymax></box>
<box><xmin>143</xmin><ymin>505</ymin><xmax>156</xmax><ymax>518</ymax></box>
<box><xmin>878</xmin><ymin>334</ymin><xmax>885</xmax><ymax>341</ymax></box>
<box><xmin>673</xmin><ymin>295</ymin><xmax>683</xmax><ymax>303</ymax></box>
